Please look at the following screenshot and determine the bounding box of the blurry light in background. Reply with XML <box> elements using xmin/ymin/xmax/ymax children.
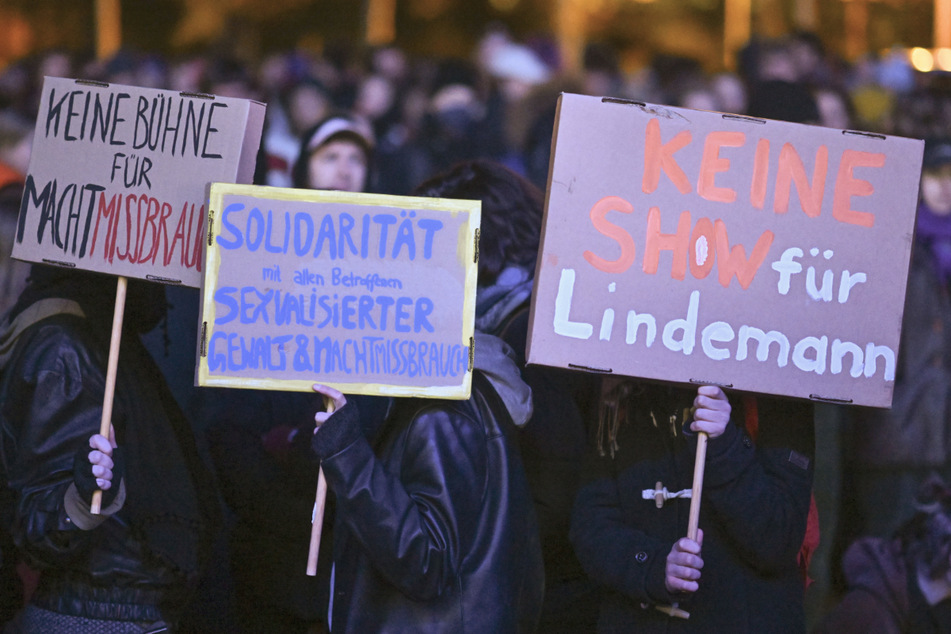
<box><xmin>936</xmin><ymin>48</ymin><xmax>951</xmax><ymax>71</ymax></box>
<box><xmin>910</xmin><ymin>46</ymin><xmax>935</xmax><ymax>72</ymax></box>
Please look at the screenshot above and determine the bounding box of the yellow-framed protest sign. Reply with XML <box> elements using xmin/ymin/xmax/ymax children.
<box><xmin>196</xmin><ymin>183</ymin><xmax>480</xmax><ymax>399</ymax></box>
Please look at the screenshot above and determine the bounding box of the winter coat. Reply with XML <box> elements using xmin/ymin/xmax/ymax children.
<box><xmin>311</xmin><ymin>332</ymin><xmax>544</xmax><ymax>633</ymax></box>
<box><xmin>571</xmin><ymin>382</ymin><xmax>814</xmax><ymax>633</ymax></box>
<box><xmin>0</xmin><ymin>295</ymin><xmax>217</xmax><ymax>624</ymax></box>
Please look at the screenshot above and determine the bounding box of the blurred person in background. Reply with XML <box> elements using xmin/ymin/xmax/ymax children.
<box><xmin>0</xmin><ymin>111</ymin><xmax>32</xmax><ymax>316</ymax></box>
<box><xmin>205</xmin><ymin>113</ymin><xmax>379</xmax><ymax>634</ymax></box>
<box><xmin>813</xmin><ymin>475</ymin><xmax>951</xmax><ymax>633</ymax></box>
<box><xmin>291</xmin><ymin>112</ymin><xmax>374</xmax><ymax>192</ymax></box>
<box><xmin>837</xmin><ymin>138</ymin><xmax>951</xmax><ymax>557</ymax></box>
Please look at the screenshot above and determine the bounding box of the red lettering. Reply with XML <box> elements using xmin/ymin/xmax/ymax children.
<box><xmin>90</xmin><ymin>192</ymin><xmax>119</xmax><ymax>261</ymax></box>
<box><xmin>750</xmin><ymin>138</ymin><xmax>770</xmax><ymax>210</ymax></box>
<box><xmin>774</xmin><ymin>143</ymin><xmax>828</xmax><ymax>218</ymax></box>
<box><xmin>833</xmin><ymin>149</ymin><xmax>883</xmax><ymax>228</ymax></box>
<box><xmin>643</xmin><ymin>207</ymin><xmax>690</xmax><ymax>280</ymax></box>
<box><xmin>689</xmin><ymin>217</ymin><xmax>716</xmax><ymax>280</ymax></box>
<box><xmin>583</xmin><ymin>196</ymin><xmax>636</xmax><ymax>273</ymax></box>
<box><xmin>642</xmin><ymin>118</ymin><xmax>692</xmax><ymax>195</ymax></box>
<box><xmin>714</xmin><ymin>220</ymin><xmax>774</xmax><ymax>289</ymax></box>
<box><xmin>698</xmin><ymin>131</ymin><xmax>744</xmax><ymax>203</ymax></box>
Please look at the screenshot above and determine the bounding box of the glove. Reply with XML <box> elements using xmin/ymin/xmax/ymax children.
<box><xmin>311</xmin><ymin>401</ymin><xmax>362</xmax><ymax>460</ymax></box>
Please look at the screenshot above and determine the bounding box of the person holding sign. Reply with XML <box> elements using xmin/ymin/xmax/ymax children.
<box><xmin>308</xmin><ymin>331</ymin><xmax>544</xmax><ymax>633</ymax></box>
<box><xmin>570</xmin><ymin>380</ymin><xmax>814</xmax><ymax>632</ymax></box>
<box><xmin>413</xmin><ymin>159</ymin><xmax>600</xmax><ymax>632</ymax></box>
<box><xmin>0</xmin><ymin>266</ymin><xmax>219</xmax><ymax>632</ymax></box>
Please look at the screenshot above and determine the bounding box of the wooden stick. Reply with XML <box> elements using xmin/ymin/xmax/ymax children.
<box><xmin>686</xmin><ymin>431</ymin><xmax>709</xmax><ymax>542</ymax></box>
<box><xmin>91</xmin><ymin>276</ymin><xmax>127</xmax><ymax>515</ymax></box>
<box><xmin>306</xmin><ymin>398</ymin><xmax>335</xmax><ymax>576</ymax></box>
<box><xmin>658</xmin><ymin>430</ymin><xmax>709</xmax><ymax>620</ymax></box>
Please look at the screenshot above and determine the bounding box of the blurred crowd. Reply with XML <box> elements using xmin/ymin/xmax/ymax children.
<box><xmin>2</xmin><ymin>22</ymin><xmax>951</xmax><ymax>633</ymax></box>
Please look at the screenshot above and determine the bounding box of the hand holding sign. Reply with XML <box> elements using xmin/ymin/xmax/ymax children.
<box><xmin>657</xmin><ymin>385</ymin><xmax>729</xmax><ymax>619</ymax></box>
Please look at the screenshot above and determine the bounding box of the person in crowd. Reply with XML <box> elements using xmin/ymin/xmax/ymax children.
<box><xmin>413</xmin><ymin>159</ymin><xmax>599</xmax><ymax>631</ymax></box>
<box><xmin>291</xmin><ymin>112</ymin><xmax>374</xmax><ymax>192</ymax></box>
<box><xmin>571</xmin><ymin>380</ymin><xmax>815</xmax><ymax>632</ymax></box>
<box><xmin>813</xmin><ymin>475</ymin><xmax>951</xmax><ymax>633</ymax></box>
<box><xmin>205</xmin><ymin>111</ymin><xmax>381</xmax><ymax>634</ymax></box>
<box><xmin>0</xmin><ymin>266</ymin><xmax>220</xmax><ymax>632</ymax></box>
<box><xmin>309</xmin><ymin>329</ymin><xmax>544</xmax><ymax>632</ymax></box>
<box><xmin>838</xmin><ymin>137</ymin><xmax>951</xmax><ymax>548</ymax></box>
<box><xmin>0</xmin><ymin>111</ymin><xmax>32</xmax><ymax>316</ymax></box>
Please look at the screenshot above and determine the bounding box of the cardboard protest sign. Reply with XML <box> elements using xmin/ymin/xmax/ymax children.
<box><xmin>13</xmin><ymin>76</ymin><xmax>265</xmax><ymax>287</ymax></box>
<box><xmin>527</xmin><ymin>93</ymin><xmax>923</xmax><ymax>408</ymax></box>
<box><xmin>197</xmin><ymin>184</ymin><xmax>480</xmax><ymax>399</ymax></box>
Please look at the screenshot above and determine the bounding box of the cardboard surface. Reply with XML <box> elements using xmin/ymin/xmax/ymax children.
<box><xmin>13</xmin><ymin>76</ymin><xmax>265</xmax><ymax>287</ymax></box>
<box><xmin>527</xmin><ymin>93</ymin><xmax>924</xmax><ymax>408</ymax></box>
<box><xmin>197</xmin><ymin>184</ymin><xmax>480</xmax><ymax>398</ymax></box>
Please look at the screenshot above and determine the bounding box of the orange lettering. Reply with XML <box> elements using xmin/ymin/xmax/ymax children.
<box><xmin>698</xmin><ymin>131</ymin><xmax>744</xmax><ymax>203</ymax></box>
<box><xmin>642</xmin><ymin>118</ymin><xmax>692</xmax><ymax>195</ymax></box>
<box><xmin>751</xmin><ymin>138</ymin><xmax>770</xmax><ymax>210</ymax></box>
<box><xmin>715</xmin><ymin>220</ymin><xmax>774</xmax><ymax>289</ymax></box>
<box><xmin>583</xmin><ymin>196</ymin><xmax>636</xmax><ymax>273</ymax></box>
<box><xmin>643</xmin><ymin>207</ymin><xmax>690</xmax><ymax>280</ymax></box>
<box><xmin>832</xmin><ymin>149</ymin><xmax>884</xmax><ymax>228</ymax></box>
<box><xmin>773</xmin><ymin>143</ymin><xmax>828</xmax><ymax>218</ymax></box>
<box><xmin>689</xmin><ymin>217</ymin><xmax>716</xmax><ymax>280</ymax></box>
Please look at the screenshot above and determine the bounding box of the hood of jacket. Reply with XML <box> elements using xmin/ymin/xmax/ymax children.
<box><xmin>472</xmin><ymin>330</ymin><xmax>532</xmax><ymax>427</ymax></box>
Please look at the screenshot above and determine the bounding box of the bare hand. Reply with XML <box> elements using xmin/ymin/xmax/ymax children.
<box><xmin>88</xmin><ymin>429</ymin><xmax>117</xmax><ymax>491</ymax></box>
<box><xmin>690</xmin><ymin>386</ymin><xmax>731</xmax><ymax>438</ymax></box>
<box><xmin>665</xmin><ymin>530</ymin><xmax>704</xmax><ymax>594</ymax></box>
<box><xmin>312</xmin><ymin>384</ymin><xmax>347</xmax><ymax>429</ymax></box>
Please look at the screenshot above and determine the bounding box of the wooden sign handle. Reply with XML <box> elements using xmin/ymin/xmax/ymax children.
<box><xmin>91</xmin><ymin>276</ymin><xmax>127</xmax><ymax>515</ymax></box>
<box><xmin>306</xmin><ymin>397</ymin><xmax>335</xmax><ymax>576</ymax></box>
<box><xmin>686</xmin><ymin>431</ymin><xmax>709</xmax><ymax>541</ymax></box>
<box><xmin>657</xmin><ymin>429</ymin><xmax>709</xmax><ymax>620</ymax></box>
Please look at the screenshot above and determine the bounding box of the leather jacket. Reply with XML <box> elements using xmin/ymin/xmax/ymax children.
<box><xmin>0</xmin><ymin>307</ymin><xmax>216</xmax><ymax>623</ymax></box>
<box><xmin>312</xmin><ymin>332</ymin><xmax>544</xmax><ymax>633</ymax></box>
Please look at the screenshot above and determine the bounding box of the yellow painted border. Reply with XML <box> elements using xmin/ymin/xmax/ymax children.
<box><xmin>197</xmin><ymin>183</ymin><xmax>480</xmax><ymax>399</ymax></box>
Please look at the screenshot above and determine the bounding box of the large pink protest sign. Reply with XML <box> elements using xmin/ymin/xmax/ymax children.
<box><xmin>527</xmin><ymin>93</ymin><xmax>923</xmax><ymax>408</ymax></box>
<box><xmin>13</xmin><ymin>76</ymin><xmax>265</xmax><ymax>287</ymax></box>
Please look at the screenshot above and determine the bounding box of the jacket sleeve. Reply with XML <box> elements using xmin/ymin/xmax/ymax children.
<box><xmin>2</xmin><ymin>324</ymin><xmax>114</xmax><ymax>567</ymax></box>
<box><xmin>314</xmin><ymin>402</ymin><xmax>486</xmax><ymax>602</ymax></box>
<box><xmin>701</xmin><ymin>398</ymin><xmax>815</xmax><ymax>573</ymax></box>
<box><xmin>569</xmin><ymin>452</ymin><xmax>675</xmax><ymax>606</ymax></box>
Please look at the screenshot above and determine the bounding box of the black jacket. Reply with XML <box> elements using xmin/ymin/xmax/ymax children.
<box><xmin>312</xmin><ymin>332</ymin><xmax>544</xmax><ymax>633</ymax></box>
<box><xmin>571</xmin><ymin>382</ymin><xmax>814</xmax><ymax>633</ymax></box>
<box><xmin>0</xmin><ymin>296</ymin><xmax>217</xmax><ymax>623</ymax></box>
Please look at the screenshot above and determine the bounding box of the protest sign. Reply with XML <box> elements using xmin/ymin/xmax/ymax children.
<box><xmin>527</xmin><ymin>93</ymin><xmax>924</xmax><ymax>408</ymax></box>
<box><xmin>197</xmin><ymin>184</ymin><xmax>480</xmax><ymax>399</ymax></box>
<box><xmin>13</xmin><ymin>76</ymin><xmax>265</xmax><ymax>287</ymax></box>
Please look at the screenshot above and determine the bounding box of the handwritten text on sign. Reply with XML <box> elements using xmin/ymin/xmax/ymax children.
<box><xmin>198</xmin><ymin>185</ymin><xmax>480</xmax><ymax>399</ymax></box>
<box><xmin>13</xmin><ymin>77</ymin><xmax>264</xmax><ymax>286</ymax></box>
<box><xmin>527</xmin><ymin>94</ymin><xmax>923</xmax><ymax>407</ymax></box>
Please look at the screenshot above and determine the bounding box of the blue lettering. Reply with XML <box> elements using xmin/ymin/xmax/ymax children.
<box><xmin>214</xmin><ymin>286</ymin><xmax>238</xmax><ymax>324</ymax></box>
<box><xmin>414</xmin><ymin>297</ymin><xmax>434</xmax><ymax>333</ymax></box>
<box><xmin>294</xmin><ymin>212</ymin><xmax>314</xmax><ymax>256</ymax></box>
<box><xmin>216</xmin><ymin>202</ymin><xmax>245</xmax><ymax>249</ymax></box>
